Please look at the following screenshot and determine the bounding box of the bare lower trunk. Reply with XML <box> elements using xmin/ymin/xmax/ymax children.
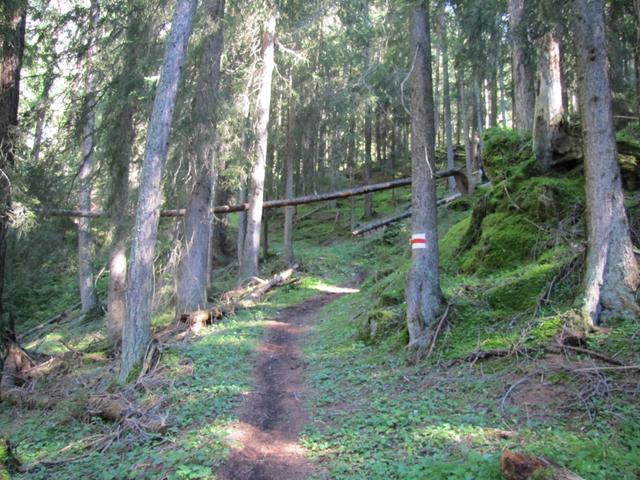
<box><xmin>509</xmin><ymin>0</ymin><xmax>535</xmax><ymax>131</ymax></box>
<box><xmin>635</xmin><ymin>0</ymin><xmax>640</xmax><ymax>116</ymax></box>
<box><xmin>176</xmin><ymin>0</ymin><xmax>225</xmax><ymax>314</ymax></box>
<box><xmin>363</xmin><ymin>107</ymin><xmax>374</xmax><ymax>218</ymax></box>
<box><xmin>474</xmin><ymin>74</ymin><xmax>484</xmax><ymax>166</ymax></box>
<box><xmin>406</xmin><ymin>5</ymin><xmax>442</xmax><ymax>355</ymax></box>
<box><xmin>458</xmin><ymin>68</ymin><xmax>475</xmax><ymax>194</ymax></box>
<box><xmin>533</xmin><ymin>31</ymin><xmax>564</xmax><ymax>171</ymax></box>
<box><xmin>236</xmin><ymin>185</ymin><xmax>247</xmax><ymax>265</ymax></box>
<box><xmin>573</xmin><ymin>0</ymin><xmax>640</xmax><ymax>325</ymax></box>
<box><xmin>283</xmin><ymin>84</ymin><xmax>295</xmax><ymax>266</ymax></box>
<box><xmin>210</xmin><ymin>168</ymin><xmax>230</xmax><ymax>267</ymax></box>
<box><xmin>121</xmin><ymin>0</ymin><xmax>198</xmax><ymax>382</ymax></box>
<box><xmin>440</xmin><ymin>9</ymin><xmax>455</xmax><ymax>194</ymax></box>
<box><xmin>0</xmin><ymin>9</ymin><xmax>26</xmax><ymax>325</ymax></box>
<box><xmin>78</xmin><ymin>0</ymin><xmax>99</xmax><ymax>313</ymax></box>
<box><xmin>240</xmin><ymin>12</ymin><xmax>276</xmax><ymax>283</ymax></box>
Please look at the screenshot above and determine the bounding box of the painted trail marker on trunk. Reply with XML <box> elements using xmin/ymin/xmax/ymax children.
<box><xmin>411</xmin><ymin>233</ymin><xmax>427</xmax><ymax>249</ymax></box>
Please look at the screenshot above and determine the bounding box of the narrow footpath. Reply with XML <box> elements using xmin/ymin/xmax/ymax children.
<box><xmin>219</xmin><ymin>292</ymin><xmax>341</xmax><ymax>480</ymax></box>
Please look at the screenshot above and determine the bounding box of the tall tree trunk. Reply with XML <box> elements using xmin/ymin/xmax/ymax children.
<box><xmin>177</xmin><ymin>0</ymin><xmax>225</xmax><ymax>314</ymax></box>
<box><xmin>78</xmin><ymin>0</ymin><xmax>99</xmax><ymax>313</ymax></box>
<box><xmin>406</xmin><ymin>4</ymin><xmax>442</xmax><ymax>355</ymax></box>
<box><xmin>509</xmin><ymin>0</ymin><xmax>535</xmax><ymax>131</ymax></box>
<box><xmin>440</xmin><ymin>9</ymin><xmax>455</xmax><ymax>194</ymax></box>
<box><xmin>121</xmin><ymin>0</ymin><xmax>198</xmax><ymax>382</ymax></box>
<box><xmin>240</xmin><ymin>12</ymin><xmax>276</xmax><ymax>282</ymax></box>
<box><xmin>635</xmin><ymin>0</ymin><xmax>640</xmax><ymax>117</ymax></box>
<box><xmin>283</xmin><ymin>81</ymin><xmax>296</xmax><ymax>266</ymax></box>
<box><xmin>458</xmin><ymin>67</ymin><xmax>475</xmax><ymax>194</ymax></box>
<box><xmin>363</xmin><ymin>105</ymin><xmax>374</xmax><ymax>218</ymax></box>
<box><xmin>573</xmin><ymin>0</ymin><xmax>640</xmax><ymax>326</ymax></box>
<box><xmin>474</xmin><ymin>73</ymin><xmax>484</xmax><ymax>165</ymax></box>
<box><xmin>105</xmin><ymin>2</ymin><xmax>150</xmax><ymax>342</ymax></box>
<box><xmin>533</xmin><ymin>31</ymin><xmax>564</xmax><ymax>171</ymax></box>
<box><xmin>236</xmin><ymin>185</ymin><xmax>247</xmax><ymax>265</ymax></box>
<box><xmin>0</xmin><ymin>7</ymin><xmax>26</xmax><ymax>327</ymax></box>
<box><xmin>499</xmin><ymin>61</ymin><xmax>508</xmax><ymax>127</ymax></box>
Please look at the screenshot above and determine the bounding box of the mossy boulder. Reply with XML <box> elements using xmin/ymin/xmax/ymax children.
<box><xmin>361</xmin><ymin>306</ymin><xmax>407</xmax><ymax>344</ymax></box>
<box><xmin>440</xmin><ymin>216</ymin><xmax>471</xmax><ymax>270</ymax></box>
<box><xmin>460</xmin><ymin>213</ymin><xmax>540</xmax><ymax>274</ymax></box>
<box><xmin>482</xmin><ymin>128</ymin><xmax>538</xmax><ymax>182</ymax></box>
<box><xmin>509</xmin><ymin>176</ymin><xmax>584</xmax><ymax>222</ymax></box>
<box><xmin>485</xmin><ymin>262</ymin><xmax>558</xmax><ymax>312</ymax></box>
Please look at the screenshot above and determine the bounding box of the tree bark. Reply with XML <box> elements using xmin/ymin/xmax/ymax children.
<box><xmin>236</xmin><ymin>184</ymin><xmax>247</xmax><ymax>265</ymax></box>
<box><xmin>634</xmin><ymin>0</ymin><xmax>640</xmax><ymax>117</ymax></box>
<box><xmin>283</xmin><ymin>79</ymin><xmax>296</xmax><ymax>266</ymax></box>
<box><xmin>364</xmin><ymin>107</ymin><xmax>374</xmax><ymax>218</ymax></box>
<box><xmin>440</xmin><ymin>9</ymin><xmax>455</xmax><ymax>194</ymax></box>
<box><xmin>509</xmin><ymin>0</ymin><xmax>535</xmax><ymax>131</ymax></box>
<box><xmin>573</xmin><ymin>0</ymin><xmax>640</xmax><ymax>326</ymax></box>
<box><xmin>406</xmin><ymin>4</ymin><xmax>442</xmax><ymax>355</ymax></box>
<box><xmin>0</xmin><ymin>6</ymin><xmax>26</xmax><ymax>326</ymax></box>
<box><xmin>78</xmin><ymin>0</ymin><xmax>99</xmax><ymax>313</ymax></box>
<box><xmin>121</xmin><ymin>0</ymin><xmax>198</xmax><ymax>382</ymax></box>
<box><xmin>239</xmin><ymin>12</ymin><xmax>276</xmax><ymax>283</ymax></box>
<box><xmin>458</xmin><ymin>67</ymin><xmax>475</xmax><ymax>194</ymax></box>
<box><xmin>176</xmin><ymin>0</ymin><xmax>225</xmax><ymax>315</ymax></box>
<box><xmin>533</xmin><ymin>31</ymin><xmax>564</xmax><ymax>171</ymax></box>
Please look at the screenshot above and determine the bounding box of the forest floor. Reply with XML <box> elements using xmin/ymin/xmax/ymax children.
<box><xmin>2</xmin><ymin>178</ymin><xmax>640</xmax><ymax>479</ymax></box>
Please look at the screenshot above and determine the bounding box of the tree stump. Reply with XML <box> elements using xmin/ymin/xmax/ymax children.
<box><xmin>500</xmin><ymin>450</ymin><xmax>584</xmax><ymax>480</ymax></box>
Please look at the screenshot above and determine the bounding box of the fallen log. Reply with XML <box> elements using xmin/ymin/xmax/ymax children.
<box><xmin>352</xmin><ymin>193</ymin><xmax>462</xmax><ymax>236</ymax></box>
<box><xmin>33</xmin><ymin>169</ymin><xmax>467</xmax><ymax>218</ymax></box>
<box><xmin>17</xmin><ymin>302</ymin><xmax>82</xmax><ymax>340</ymax></box>
<box><xmin>176</xmin><ymin>266</ymin><xmax>299</xmax><ymax>333</ymax></box>
<box><xmin>500</xmin><ymin>450</ymin><xmax>584</xmax><ymax>480</ymax></box>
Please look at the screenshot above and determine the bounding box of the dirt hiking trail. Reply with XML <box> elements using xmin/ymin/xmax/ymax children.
<box><xmin>219</xmin><ymin>290</ymin><xmax>347</xmax><ymax>480</ymax></box>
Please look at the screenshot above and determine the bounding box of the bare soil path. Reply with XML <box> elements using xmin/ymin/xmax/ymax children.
<box><xmin>218</xmin><ymin>291</ymin><xmax>342</xmax><ymax>480</ymax></box>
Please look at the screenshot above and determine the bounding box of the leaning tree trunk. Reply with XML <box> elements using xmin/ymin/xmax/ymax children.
<box><xmin>176</xmin><ymin>0</ymin><xmax>225</xmax><ymax>314</ymax></box>
<box><xmin>121</xmin><ymin>0</ymin><xmax>198</xmax><ymax>382</ymax></box>
<box><xmin>573</xmin><ymin>0</ymin><xmax>640</xmax><ymax>326</ymax></box>
<box><xmin>78</xmin><ymin>0</ymin><xmax>99</xmax><ymax>313</ymax></box>
<box><xmin>509</xmin><ymin>0</ymin><xmax>535</xmax><ymax>132</ymax></box>
<box><xmin>0</xmin><ymin>7</ymin><xmax>26</xmax><ymax>327</ymax></box>
<box><xmin>283</xmin><ymin>80</ymin><xmax>296</xmax><ymax>266</ymax></box>
<box><xmin>533</xmin><ymin>31</ymin><xmax>564</xmax><ymax>171</ymax></box>
<box><xmin>105</xmin><ymin>5</ymin><xmax>150</xmax><ymax>342</ymax></box>
<box><xmin>440</xmin><ymin>8</ymin><xmax>455</xmax><ymax>194</ymax></box>
<box><xmin>239</xmin><ymin>12</ymin><xmax>276</xmax><ymax>283</ymax></box>
<box><xmin>406</xmin><ymin>4</ymin><xmax>442</xmax><ymax>355</ymax></box>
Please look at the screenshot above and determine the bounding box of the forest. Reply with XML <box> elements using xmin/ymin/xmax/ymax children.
<box><xmin>1</xmin><ymin>0</ymin><xmax>640</xmax><ymax>478</ymax></box>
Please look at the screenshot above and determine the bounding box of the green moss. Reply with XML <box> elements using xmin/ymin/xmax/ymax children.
<box><xmin>440</xmin><ymin>216</ymin><xmax>471</xmax><ymax>270</ymax></box>
<box><xmin>485</xmin><ymin>262</ymin><xmax>557</xmax><ymax>311</ymax></box>
<box><xmin>509</xmin><ymin>176</ymin><xmax>584</xmax><ymax>222</ymax></box>
<box><xmin>460</xmin><ymin>213</ymin><xmax>540</xmax><ymax>274</ymax></box>
<box><xmin>482</xmin><ymin>128</ymin><xmax>538</xmax><ymax>182</ymax></box>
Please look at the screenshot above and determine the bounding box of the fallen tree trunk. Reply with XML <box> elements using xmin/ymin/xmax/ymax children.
<box><xmin>17</xmin><ymin>302</ymin><xmax>82</xmax><ymax>340</ymax></box>
<box><xmin>352</xmin><ymin>193</ymin><xmax>462</xmax><ymax>236</ymax></box>
<box><xmin>33</xmin><ymin>169</ymin><xmax>467</xmax><ymax>218</ymax></box>
<box><xmin>501</xmin><ymin>450</ymin><xmax>584</xmax><ymax>480</ymax></box>
<box><xmin>176</xmin><ymin>266</ymin><xmax>298</xmax><ymax>332</ymax></box>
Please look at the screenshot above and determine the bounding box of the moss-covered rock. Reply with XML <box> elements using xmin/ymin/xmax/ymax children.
<box><xmin>509</xmin><ymin>176</ymin><xmax>584</xmax><ymax>222</ymax></box>
<box><xmin>460</xmin><ymin>213</ymin><xmax>540</xmax><ymax>274</ymax></box>
<box><xmin>440</xmin><ymin>216</ymin><xmax>471</xmax><ymax>270</ymax></box>
<box><xmin>482</xmin><ymin>128</ymin><xmax>538</xmax><ymax>182</ymax></box>
<box><xmin>485</xmin><ymin>262</ymin><xmax>557</xmax><ymax>311</ymax></box>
